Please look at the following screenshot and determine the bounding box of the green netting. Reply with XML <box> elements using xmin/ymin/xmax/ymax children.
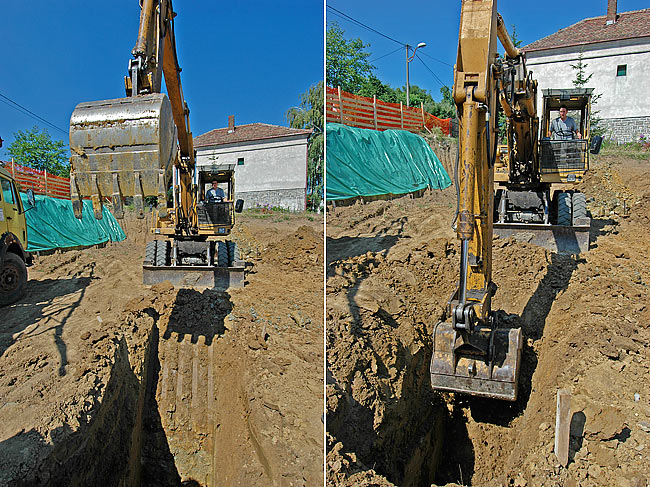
<box><xmin>326</xmin><ymin>123</ymin><xmax>451</xmax><ymax>201</ymax></box>
<box><xmin>19</xmin><ymin>194</ymin><xmax>125</xmax><ymax>252</ymax></box>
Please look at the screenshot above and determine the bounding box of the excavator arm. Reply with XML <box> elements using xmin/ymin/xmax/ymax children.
<box><xmin>70</xmin><ymin>0</ymin><xmax>195</xmax><ymax>229</ymax></box>
<box><xmin>430</xmin><ymin>0</ymin><xmax>523</xmax><ymax>401</ymax></box>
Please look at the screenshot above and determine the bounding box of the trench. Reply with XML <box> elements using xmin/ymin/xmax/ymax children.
<box><xmin>10</xmin><ymin>289</ymin><xmax>235</xmax><ymax>486</ymax></box>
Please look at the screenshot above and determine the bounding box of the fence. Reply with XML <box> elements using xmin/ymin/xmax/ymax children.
<box><xmin>326</xmin><ymin>86</ymin><xmax>452</xmax><ymax>136</ymax></box>
<box><xmin>2</xmin><ymin>160</ymin><xmax>70</xmax><ymax>200</ymax></box>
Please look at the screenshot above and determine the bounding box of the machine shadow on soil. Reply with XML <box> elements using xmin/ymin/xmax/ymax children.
<box><xmin>1</xmin><ymin>275</ymin><xmax>95</xmax><ymax>367</ymax></box>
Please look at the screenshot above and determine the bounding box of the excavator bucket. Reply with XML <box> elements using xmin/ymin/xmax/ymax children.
<box><xmin>494</xmin><ymin>218</ymin><xmax>590</xmax><ymax>254</ymax></box>
<box><xmin>430</xmin><ymin>321</ymin><xmax>523</xmax><ymax>401</ymax></box>
<box><xmin>69</xmin><ymin>93</ymin><xmax>176</xmax><ymax>220</ymax></box>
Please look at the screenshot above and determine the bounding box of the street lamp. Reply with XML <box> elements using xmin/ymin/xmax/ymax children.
<box><xmin>406</xmin><ymin>42</ymin><xmax>426</xmax><ymax>106</ymax></box>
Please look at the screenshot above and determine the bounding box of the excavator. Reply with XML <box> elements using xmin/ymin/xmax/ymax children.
<box><xmin>431</xmin><ymin>0</ymin><xmax>603</xmax><ymax>400</ymax></box>
<box><xmin>69</xmin><ymin>0</ymin><xmax>244</xmax><ymax>288</ymax></box>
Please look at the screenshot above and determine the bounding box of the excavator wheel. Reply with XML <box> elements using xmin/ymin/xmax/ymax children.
<box><xmin>572</xmin><ymin>192</ymin><xmax>587</xmax><ymax>224</ymax></box>
<box><xmin>155</xmin><ymin>240</ymin><xmax>170</xmax><ymax>267</ymax></box>
<box><xmin>144</xmin><ymin>241</ymin><xmax>157</xmax><ymax>266</ymax></box>
<box><xmin>227</xmin><ymin>241</ymin><xmax>239</xmax><ymax>266</ymax></box>
<box><xmin>556</xmin><ymin>192</ymin><xmax>572</xmax><ymax>226</ymax></box>
<box><xmin>217</xmin><ymin>241</ymin><xmax>228</xmax><ymax>268</ymax></box>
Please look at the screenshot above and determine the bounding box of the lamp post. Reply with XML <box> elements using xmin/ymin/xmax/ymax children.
<box><xmin>406</xmin><ymin>42</ymin><xmax>426</xmax><ymax>106</ymax></box>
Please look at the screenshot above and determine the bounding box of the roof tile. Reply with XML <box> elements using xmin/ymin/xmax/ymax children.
<box><xmin>194</xmin><ymin>123</ymin><xmax>311</xmax><ymax>148</ymax></box>
<box><xmin>523</xmin><ymin>8</ymin><xmax>650</xmax><ymax>52</ymax></box>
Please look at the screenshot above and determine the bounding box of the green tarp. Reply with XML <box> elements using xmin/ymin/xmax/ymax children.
<box><xmin>326</xmin><ymin>123</ymin><xmax>451</xmax><ymax>201</ymax></box>
<box><xmin>19</xmin><ymin>194</ymin><xmax>125</xmax><ymax>252</ymax></box>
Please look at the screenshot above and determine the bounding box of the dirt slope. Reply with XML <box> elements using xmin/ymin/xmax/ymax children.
<box><xmin>326</xmin><ymin>154</ymin><xmax>650</xmax><ymax>487</ymax></box>
<box><xmin>0</xmin><ymin>211</ymin><xmax>324</xmax><ymax>486</ymax></box>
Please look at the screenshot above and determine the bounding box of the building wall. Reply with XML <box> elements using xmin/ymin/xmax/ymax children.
<box><xmin>526</xmin><ymin>37</ymin><xmax>650</xmax><ymax>142</ymax></box>
<box><xmin>196</xmin><ymin>135</ymin><xmax>308</xmax><ymax>211</ymax></box>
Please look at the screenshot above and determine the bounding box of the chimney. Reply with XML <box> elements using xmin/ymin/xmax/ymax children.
<box><xmin>228</xmin><ymin>115</ymin><xmax>235</xmax><ymax>133</ymax></box>
<box><xmin>606</xmin><ymin>0</ymin><xmax>617</xmax><ymax>24</ymax></box>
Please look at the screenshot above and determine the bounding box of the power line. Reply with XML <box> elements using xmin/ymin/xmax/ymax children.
<box><xmin>415</xmin><ymin>54</ymin><xmax>447</xmax><ymax>88</ymax></box>
<box><xmin>0</xmin><ymin>92</ymin><xmax>68</xmax><ymax>136</ymax></box>
<box><xmin>370</xmin><ymin>46</ymin><xmax>403</xmax><ymax>63</ymax></box>
<box><xmin>327</xmin><ymin>6</ymin><xmax>406</xmax><ymax>47</ymax></box>
<box><xmin>420</xmin><ymin>51</ymin><xmax>453</xmax><ymax>68</ymax></box>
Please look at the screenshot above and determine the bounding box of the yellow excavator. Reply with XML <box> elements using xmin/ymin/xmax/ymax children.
<box><xmin>69</xmin><ymin>0</ymin><xmax>244</xmax><ymax>288</ymax></box>
<box><xmin>430</xmin><ymin>0</ymin><xmax>603</xmax><ymax>401</ymax></box>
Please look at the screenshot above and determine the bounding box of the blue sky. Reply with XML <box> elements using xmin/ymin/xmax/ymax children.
<box><xmin>327</xmin><ymin>0</ymin><xmax>649</xmax><ymax>101</ymax></box>
<box><xmin>0</xmin><ymin>1</ymin><xmax>323</xmax><ymax>159</ymax></box>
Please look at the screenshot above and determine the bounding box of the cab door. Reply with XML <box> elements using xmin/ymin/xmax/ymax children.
<box><xmin>0</xmin><ymin>175</ymin><xmax>26</xmax><ymax>248</ymax></box>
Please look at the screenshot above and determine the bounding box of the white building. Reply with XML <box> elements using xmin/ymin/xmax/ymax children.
<box><xmin>523</xmin><ymin>1</ymin><xmax>650</xmax><ymax>142</ymax></box>
<box><xmin>195</xmin><ymin>116</ymin><xmax>311</xmax><ymax>211</ymax></box>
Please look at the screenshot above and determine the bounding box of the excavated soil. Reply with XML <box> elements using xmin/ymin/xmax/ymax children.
<box><xmin>0</xmin><ymin>211</ymin><xmax>324</xmax><ymax>486</ymax></box>
<box><xmin>326</xmin><ymin>153</ymin><xmax>650</xmax><ymax>487</ymax></box>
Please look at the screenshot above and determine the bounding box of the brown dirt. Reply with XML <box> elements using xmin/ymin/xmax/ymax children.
<box><xmin>0</xmin><ymin>211</ymin><xmax>324</xmax><ymax>486</ymax></box>
<box><xmin>326</xmin><ymin>154</ymin><xmax>650</xmax><ymax>487</ymax></box>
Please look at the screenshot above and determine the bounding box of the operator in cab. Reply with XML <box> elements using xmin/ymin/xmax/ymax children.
<box><xmin>205</xmin><ymin>179</ymin><xmax>225</xmax><ymax>203</ymax></box>
<box><xmin>550</xmin><ymin>104</ymin><xmax>582</xmax><ymax>140</ymax></box>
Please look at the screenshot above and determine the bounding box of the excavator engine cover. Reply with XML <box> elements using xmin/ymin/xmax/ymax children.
<box><xmin>431</xmin><ymin>320</ymin><xmax>523</xmax><ymax>401</ymax></box>
<box><xmin>69</xmin><ymin>93</ymin><xmax>176</xmax><ymax>219</ymax></box>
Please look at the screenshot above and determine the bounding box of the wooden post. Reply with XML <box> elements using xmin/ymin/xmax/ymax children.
<box><xmin>337</xmin><ymin>86</ymin><xmax>344</xmax><ymax>124</ymax></box>
<box><xmin>44</xmin><ymin>169</ymin><xmax>49</xmax><ymax>197</ymax></box>
<box><xmin>11</xmin><ymin>158</ymin><xmax>15</xmax><ymax>179</ymax></box>
<box><xmin>421</xmin><ymin>101</ymin><xmax>426</xmax><ymax>128</ymax></box>
<box><xmin>554</xmin><ymin>389</ymin><xmax>572</xmax><ymax>466</ymax></box>
<box><xmin>373</xmin><ymin>95</ymin><xmax>378</xmax><ymax>130</ymax></box>
<box><xmin>400</xmin><ymin>102</ymin><xmax>404</xmax><ymax>129</ymax></box>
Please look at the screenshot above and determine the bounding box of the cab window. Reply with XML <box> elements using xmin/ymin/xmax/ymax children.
<box><xmin>1</xmin><ymin>178</ymin><xmax>15</xmax><ymax>205</ymax></box>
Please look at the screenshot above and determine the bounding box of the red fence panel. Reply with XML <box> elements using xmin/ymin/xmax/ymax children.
<box><xmin>326</xmin><ymin>86</ymin><xmax>451</xmax><ymax>136</ymax></box>
<box><xmin>2</xmin><ymin>160</ymin><xmax>71</xmax><ymax>199</ymax></box>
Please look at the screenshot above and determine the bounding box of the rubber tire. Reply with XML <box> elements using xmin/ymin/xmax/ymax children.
<box><xmin>227</xmin><ymin>241</ymin><xmax>239</xmax><ymax>266</ymax></box>
<box><xmin>572</xmin><ymin>192</ymin><xmax>587</xmax><ymax>224</ymax></box>
<box><xmin>556</xmin><ymin>192</ymin><xmax>572</xmax><ymax>226</ymax></box>
<box><xmin>155</xmin><ymin>240</ymin><xmax>169</xmax><ymax>267</ymax></box>
<box><xmin>144</xmin><ymin>241</ymin><xmax>157</xmax><ymax>266</ymax></box>
<box><xmin>217</xmin><ymin>241</ymin><xmax>229</xmax><ymax>268</ymax></box>
<box><xmin>0</xmin><ymin>252</ymin><xmax>28</xmax><ymax>306</ymax></box>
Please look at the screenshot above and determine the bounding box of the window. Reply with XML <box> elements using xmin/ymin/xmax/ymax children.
<box><xmin>1</xmin><ymin>178</ymin><xmax>14</xmax><ymax>204</ymax></box>
<box><xmin>237</xmin><ymin>157</ymin><xmax>245</xmax><ymax>166</ymax></box>
<box><xmin>617</xmin><ymin>64</ymin><xmax>627</xmax><ymax>77</ymax></box>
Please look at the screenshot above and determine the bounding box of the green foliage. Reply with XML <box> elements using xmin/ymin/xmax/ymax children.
<box><xmin>7</xmin><ymin>126</ymin><xmax>69</xmax><ymax>177</ymax></box>
<box><xmin>287</xmin><ymin>81</ymin><xmax>323</xmax><ymax>211</ymax></box>
<box><xmin>326</xmin><ymin>22</ymin><xmax>374</xmax><ymax>93</ymax></box>
<box><xmin>570</xmin><ymin>51</ymin><xmax>605</xmax><ymax>137</ymax></box>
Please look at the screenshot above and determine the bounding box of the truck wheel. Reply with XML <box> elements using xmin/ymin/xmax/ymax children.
<box><xmin>217</xmin><ymin>241</ymin><xmax>228</xmax><ymax>267</ymax></box>
<box><xmin>572</xmin><ymin>192</ymin><xmax>587</xmax><ymax>224</ymax></box>
<box><xmin>144</xmin><ymin>241</ymin><xmax>157</xmax><ymax>266</ymax></box>
<box><xmin>227</xmin><ymin>241</ymin><xmax>239</xmax><ymax>266</ymax></box>
<box><xmin>557</xmin><ymin>192</ymin><xmax>572</xmax><ymax>226</ymax></box>
<box><xmin>0</xmin><ymin>252</ymin><xmax>27</xmax><ymax>306</ymax></box>
<box><xmin>156</xmin><ymin>240</ymin><xmax>169</xmax><ymax>267</ymax></box>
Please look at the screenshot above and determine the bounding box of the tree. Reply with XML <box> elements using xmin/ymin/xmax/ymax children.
<box><xmin>287</xmin><ymin>81</ymin><xmax>323</xmax><ymax>211</ymax></box>
<box><xmin>571</xmin><ymin>51</ymin><xmax>604</xmax><ymax>136</ymax></box>
<box><xmin>326</xmin><ymin>22</ymin><xmax>374</xmax><ymax>93</ymax></box>
<box><xmin>7</xmin><ymin>126</ymin><xmax>69</xmax><ymax>177</ymax></box>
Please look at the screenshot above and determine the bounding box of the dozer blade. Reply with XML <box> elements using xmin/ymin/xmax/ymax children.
<box><xmin>69</xmin><ymin>93</ymin><xmax>176</xmax><ymax>219</ymax></box>
<box><xmin>430</xmin><ymin>321</ymin><xmax>523</xmax><ymax>401</ymax></box>
<box><xmin>143</xmin><ymin>263</ymin><xmax>245</xmax><ymax>289</ymax></box>
<box><xmin>494</xmin><ymin>217</ymin><xmax>590</xmax><ymax>254</ymax></box>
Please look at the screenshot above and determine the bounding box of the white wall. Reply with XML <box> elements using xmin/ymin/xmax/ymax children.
<box><xmin>526</xmin><ymin>37</ymin><xmax>650</xmax><ymax>120</ymax></box>
<box><xmin>196</xmin><ymin>134</ymin><xmax>309</xmax><ymax>210</ymax></box>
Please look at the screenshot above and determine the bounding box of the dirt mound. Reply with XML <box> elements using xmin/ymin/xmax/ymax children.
<box><xmin>327</xmin><ymin>155</ymin><xmax>650</xmax><ymax>486</ymax></box>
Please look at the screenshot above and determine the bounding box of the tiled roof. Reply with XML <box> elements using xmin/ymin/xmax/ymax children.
<box><xmin>523</xmin><ymin>8</ymin><xmax>650</xmax><ymax>52</ymax></box>
<box><xmin>194</xmin><ymin>123</ymin><xmax>311</xmax><ymax>148</ymax></box>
